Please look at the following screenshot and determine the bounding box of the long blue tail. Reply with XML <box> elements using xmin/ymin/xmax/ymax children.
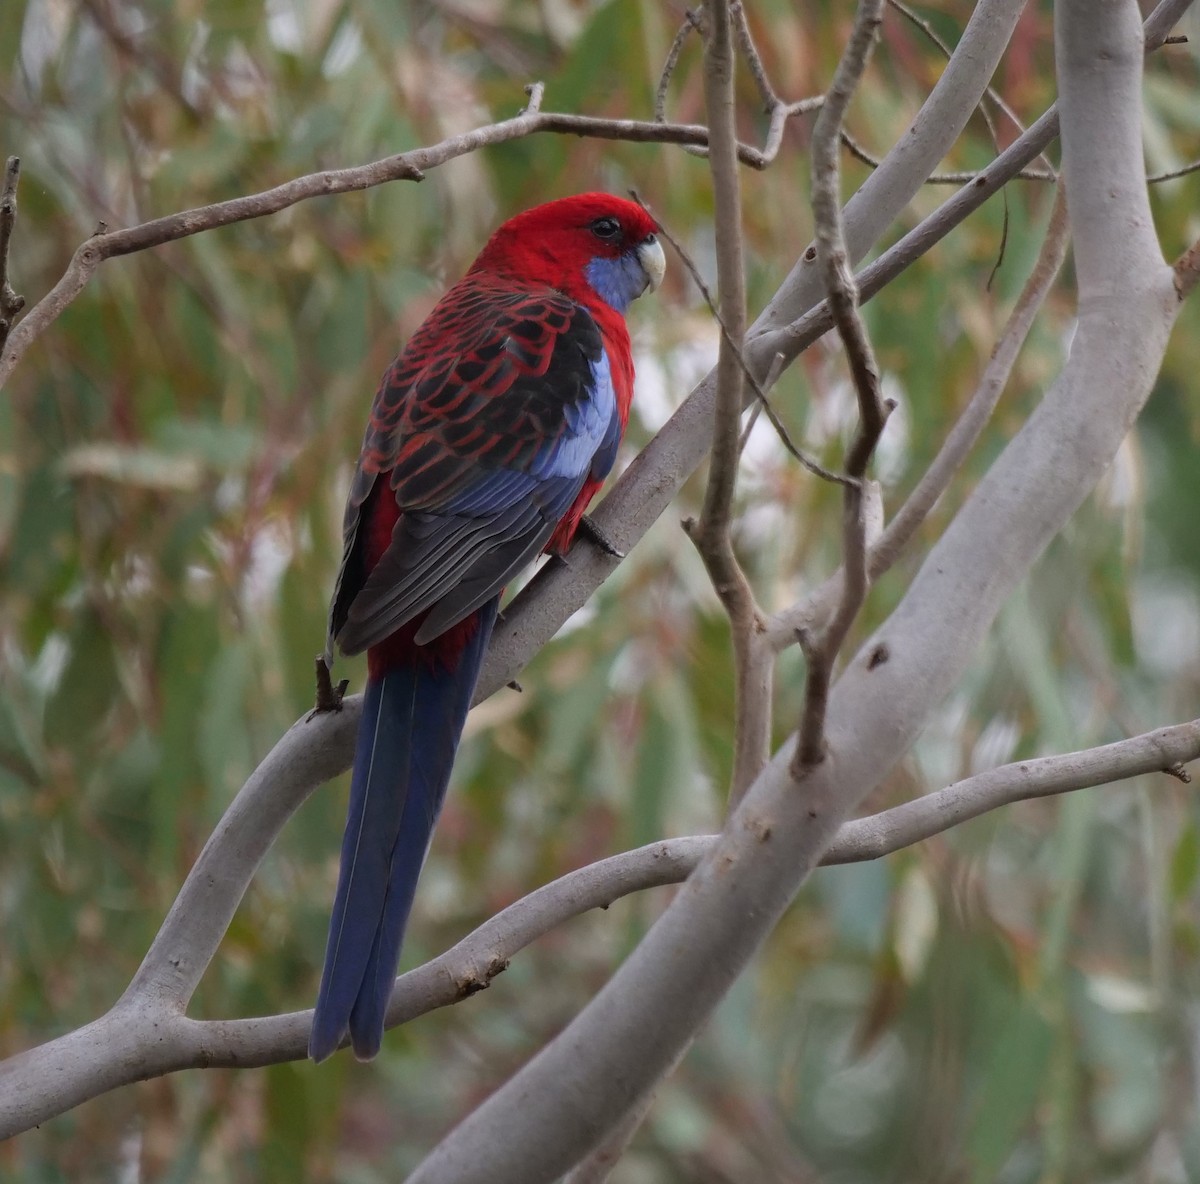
<box><xmin>309</xmin><ymin>601</ymin><xmax>498</xmax><ymax>1062</ymax></box>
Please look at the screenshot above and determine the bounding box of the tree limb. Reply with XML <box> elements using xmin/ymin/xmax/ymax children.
<box><xmin>766</xmin><ymin>180</ymin><xmax>1072</xmax><ymax>651</ymax></box>
<box><xmin>405</xmin><ymin>0</ymin><xmax>1182</xmax><ymax>1174</ymax></box>
<box><xmin>795</xmin><ymin>0</ymin><xmax>888</xmax><ymax>771</ymax></box>
<box><xmin>0</xmin><ymin>90</ymin><xmax>801</xmax><ymax>390</ymax></box>
<box><xmin>5</xmin><ymin>705</ymin><xmax>1195</xmax><ymax>1139</ymax></box>
<box><xmin>682</xmin><ymin>0</ymin><xmax>771</xmax><ymax>806</ymax></box>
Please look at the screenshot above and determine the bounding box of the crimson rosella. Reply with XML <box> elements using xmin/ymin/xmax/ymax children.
<box><xmin>309</xmin><ymin>193</ymin><xmax>665</xmax><ymax>1061</ymax></box>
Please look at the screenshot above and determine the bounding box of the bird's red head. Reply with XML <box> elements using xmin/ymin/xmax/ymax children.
<box><xmin>471</xmin><ymin>193</ymin><xmax>665</xmax><ymax>314</ymax></box>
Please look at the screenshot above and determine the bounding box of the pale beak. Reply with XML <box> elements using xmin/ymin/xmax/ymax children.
<box><xmin>636</xmin><ymin>235</ymin><xmax>666</xmax><ymax>295</ymax></box>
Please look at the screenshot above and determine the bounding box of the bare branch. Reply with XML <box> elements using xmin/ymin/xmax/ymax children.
<box><xmin>646</xmin><ymin>209</ymin><xmax>848</xmax><ymax>485</ymax></box>
<box><xmin>766</xmin><ymin>180</ymin><xmax>1071</xmax><ymax>651</ymax></box>
<box><xmin>886</xmin><ymin>0</ymin><xmax>1058</xmax><ymax>180</ymax></box>
<box><xmin>655</xmin><ymin>10</ymin><xmax>704</xmax><ymax>124</ymax></box>
<box><xmin>124</xmin><ymin>707</ymin><xmax>362</xmax><ymax>1009</ymax></box>
<box><xmin>0</xmin><ymin>156</ymin><xmax>25</xmax><ymax>354</ymax></box>
<box><xmin>795</xmin><ymin>0</ymin><xmax>888</xmax><ymax>772</ymax></box>
<box><xmin>7</xmin><ymin>691</ymin><xmax>1193</xmax><ymax>1141</ymax></box>
<box><xmin>730</xmin><ymin>2</ymin><xmax>825</xmax><ymax>163</ymax></box>
<box><xmin>677</xmin><ymin>0</ymin><xmax>774</xmax><ymax>806</ymax></box>
<box><xmin>0</xmin><ymin>94</ymin><xmax>794</xmax><ymax>390</ymax></box>
<box><xmin>0</xmin><ymin>831</ymin><xmax>709</xmax><ymax>1138</ymax></box>
<box><xmin>831</xmin><ymin>722</ymin><xmax>1200</xmax><ymax>864</ymax></box>
<box><xmin>655</xmin><ymin>2</ymin><xmax>824</xmax><ymax>169</ymax></box>
<box><xmin>866</xmin><ymin>182</ymin><xmax>1069</xmax><ymax>577</ymax></box>
<box><xmin>1149</xmin><ymin>157</ymin><xmax>1200</xmax><ymax>183</ymax></box>
<box><xmin>839</xmin><ymin>129</ymin><xmax>1056</xmax><ymax>183</ymax></box>
<box><xmin>406</xmin><ymin>1</ymin><xmax>1185</xmax><ymax>1176</ymax></box>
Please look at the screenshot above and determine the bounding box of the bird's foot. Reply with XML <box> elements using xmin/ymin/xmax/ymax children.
<box><xmin>576</xmin><ymin>514</ymin><xmax>625</xmax><ymax>559</ymax></box>
<box><xmin>309</xmin><ymin>655</ymin><xmax>349</xmax><ymax>720</ymax></box>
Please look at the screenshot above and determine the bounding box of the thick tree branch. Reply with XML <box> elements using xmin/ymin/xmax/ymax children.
<box><xmin>766</xmin><ymin>180</ymin><xmax>1071</xmax><ymax>651</ymax></box>
<box><xmin>886</xmin><ymin>0</ymin><xmax>1058</xmax><ymax>181</ymax></box>
<box><xmin>5</xmin><ymin>706</ymin><xmax>1195</xmax><ymax>1138</ymax></box>
<box><xmin>406</xmin><ymin>0</ymin><xmax>1182</xmax><ymax>1175</ymax></box>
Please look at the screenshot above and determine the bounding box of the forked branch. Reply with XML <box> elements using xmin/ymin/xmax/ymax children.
<box><xmin>795</xmin><ymin>0</ymin><xmax>890</xmax><ymax>772</ymax></box>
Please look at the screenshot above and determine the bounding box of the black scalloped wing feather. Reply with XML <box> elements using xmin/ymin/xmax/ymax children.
<box><xmin>329</xmin><ymin>277</ymin><xmax>609</xmax><ymax>654</ymax></box>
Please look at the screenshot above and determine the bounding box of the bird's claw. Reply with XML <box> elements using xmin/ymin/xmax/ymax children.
<box><xmin>309</xmin><ymin>655</ymin><xmax>349</xmax><ymax>720</ymax></box>
<box><xmin>576</xmin><ymin>514</ymin><xmax>625</xmax><ymax>559</ymax></box>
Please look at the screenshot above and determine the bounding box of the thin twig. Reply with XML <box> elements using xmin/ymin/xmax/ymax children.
<box><xmin>1149</xmin><ymin>157</ymin><xmax>1200</xmax><ymax>183</ymax></box>
<box><xmin>0</xmin><ymin>91</ymin><xmax>798</xmax><ymax>389</ymax></box>
<box><xmin>733</xmin><ymin>2</ymin><xmax>824</xmax><ymax>164</ymax></box>
<box><xmin>840</xmin><ymin>129</ymin><xmax>1056</xmax><ymax>183</ymax></box>
<box><xmin>657</xmin><ymin>1</ymin><xmax>823</xmax><ymax>166</ymax></box>
<box><xmin>732</xmin><ymin>1</ymin><xmax>775</xmax><ymax>109</ymax></box>
<box><xmin>642</xmin><ymin>202</ymin><xmax>852</xmax><ymax>486</ymax></box>
<box><xmin>869</xmin><ymin>182</ymin><xmax>1070</xmax><ymax>576</ymax></box>
<box><xmin>0</xmin><ymin>156</ymin><xmax>25</xmax><ymax>354</ymax></box>
<box><xmin>795</xmin><ymin>0</ymin><xmax>890</xmax><ymax>773</ymax></box>
<box><xmin>655</xmin><ymin>10</ymin><xmax>705</xmax><ymax>124</ymax></box>
<box><xmin>884</xmin><ymin>0</ymin><xmax>1055</xmax><ymax>286</ymax></box>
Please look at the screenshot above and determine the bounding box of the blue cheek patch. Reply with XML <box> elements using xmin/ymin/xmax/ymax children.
<box><xmin>585</xmin><ymin>253</ymin><xmax>645</xmax><ymax>313</ymax></box>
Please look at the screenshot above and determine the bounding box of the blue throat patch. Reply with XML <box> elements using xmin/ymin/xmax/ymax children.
<box><xmin>585</xmin><ymin>253</ymin><xmax>646</xmax><ymax>313</ymax></box>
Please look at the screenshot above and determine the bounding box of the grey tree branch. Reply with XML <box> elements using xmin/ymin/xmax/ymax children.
<box><xmin>795</xmin><ymin>0</ymin><xmax>888</xmax><ymax>771</ymax></box>
<box><xmin>565</xmin><ymin>7</ymin><xmax>759</xmax><ymax>1174</ymax></box>
<box><xmin>405</xmin><ymin>0</ymin><xmax>1183</xmax><ymax>1175</ymax></box>
<box><xmin>886</xmin><ymin>0</ymin><xmax>1057</xmax><ymax>180</ymax></box>
<box><xmin>765</xmin><ymin>180</ymin><xmax>1072</xmax><ymax>651</ymax></box>
<box><xmin>829</xmin><ymin>721</ymin><xmax>1200</xmax><ymax>864</ymax></box>
<box><xmin>0</xmin><ymin>87</ymin><xmax>795</xmax><ymax>391</ymax></box>
<box><xmin>683</xmin><ymin>0</ymin><xmax>772</xmax><ymax>807</ymax></box>
<box><xmin>5</xmin><ymin>699</ymin><xmax>1194</xmax><ymax>1140</ymax></box>
<box><xmin>839</xmin><ymin>128</ymin><xmax>1056</xmax><ymax>183</ymax></box>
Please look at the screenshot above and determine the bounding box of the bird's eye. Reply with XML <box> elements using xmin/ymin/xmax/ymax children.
<box><xmin>590</xmin><ymin>217</ymin><xmax>621</xmax><ymax>240</ymax></box>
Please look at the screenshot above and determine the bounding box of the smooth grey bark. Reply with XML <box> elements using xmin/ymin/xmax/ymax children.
<box><xmin>406</xmin><ymin>2</ymin><xmax>1182</xmax><ymax>1179</ymax></box>
<box><xmin>2</xmin><ymin>0</ymin><xmax>1194</xmax><ymax>1148</ymax></box>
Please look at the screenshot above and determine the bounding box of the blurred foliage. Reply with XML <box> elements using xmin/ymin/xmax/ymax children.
<box><xmin>2</xmin><ymin>0</ymin><xmax>1200</xmax><ymax>1180</ymax></box>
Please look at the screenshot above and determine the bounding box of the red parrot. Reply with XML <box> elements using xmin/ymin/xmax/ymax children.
<box><xmin>309</xmin><ymin>193</ymin><xmax>665</xmax><ymax>1062</ymax></box>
